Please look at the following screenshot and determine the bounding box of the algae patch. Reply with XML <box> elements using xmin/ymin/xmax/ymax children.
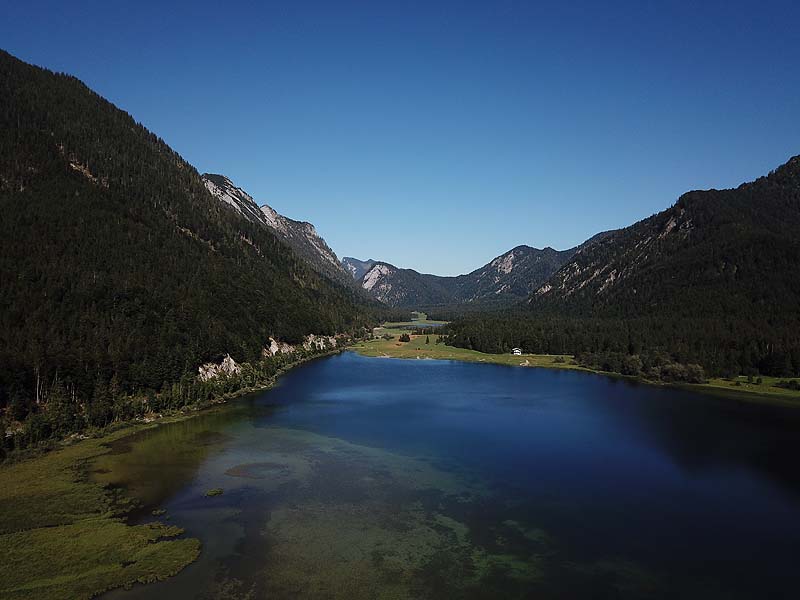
<box><xmin>201</xmin><ymin>427</ymin><xmax>550</xmax><ymax>599</ymax></box>
<box><xmin>224</xmin><ymin>461</ymin><xmax>293</xmax><ymax>479</ymax></box>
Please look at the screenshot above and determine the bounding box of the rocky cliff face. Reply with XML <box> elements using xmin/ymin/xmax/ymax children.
<box><xmin>341</xmin><ymin>257</ymin><xmax>377</xmax><ymax>281</ymax></box>
<box><xmin>198</xmin><ymin>354</ymin><xmax>242</xmax><ymax>381</ymax></box>
<box><xmin>357</xmin><ymin>262</ymin><xmax>456</xmax><ymax>307</ymax></box>
<box><xmin>202</xmin><ymin>174</ymin><xmax>352</xmax><ymax>287</ymax></box>
<box><xmin>200</xmin><ymin>334</ymin><xmax>341</xmax><ymax>382</ymax></box>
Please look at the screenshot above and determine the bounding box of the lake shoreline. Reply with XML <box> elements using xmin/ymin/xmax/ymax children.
<box><xmin>0</xmin><ymin>345</ymin><xmax>351</xmax><ymax>600</ymax></box>
<box><xmin>4</xmin><ymin>348</ymin><xmax>799</xmax><ymax>599</ymax></box>
<box><xmin>351</xmin><ymin>333</ymin><xmax>800</xmax><ymax>408</ymax></box>
<box><xmin>55</xmin><ymin>351</ymin><xmax>800</xmax><ymax>600</ymax></box>
<box><xmin>3</xmin><ymin>346</ymin><xmax>346</xmax><ymax>467</ymax></box>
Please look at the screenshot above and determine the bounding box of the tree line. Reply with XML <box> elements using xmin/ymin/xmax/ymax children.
<box><xmin>441</xmin><ymin>312</ymin><xmax>800</xmax><ymax>380</ymax></box>
<box><xmin>0</xmin><ymin>340</ymin><xmax>354</xmax><ymax>461</ymax></box>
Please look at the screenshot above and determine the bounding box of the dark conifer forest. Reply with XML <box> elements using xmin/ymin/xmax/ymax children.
<box><xmin>0</xmin><ymin>50</ymin><xmax>374</xmax><ymax>451</ymax></box>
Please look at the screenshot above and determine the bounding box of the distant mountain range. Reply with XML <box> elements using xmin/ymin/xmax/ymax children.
<box><xmin>343</xmin><ymin>233</ymin><xmax>612</xmax><ymax>308</ymax></box>
<box><xmin>341</xmin><ymin>257</ymin><xmax>378</xmax><ymax>282</ymax></box>
<box><xmin>344</xmin><ymin>146</ymin><xmax>800</xmax><ymax>330</ymax></box>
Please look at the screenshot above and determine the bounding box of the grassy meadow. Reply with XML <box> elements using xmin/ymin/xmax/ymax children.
<box><xmin>0</xmin><ymin>426</ymin><xmax>200</xmax><ymax>600</ymax></box>
<box><xmin>353</xmin><ymin>324</ymin><xmax>800</xmax><ymax>405</ymax></box>
<box><xmin>701</xmin><ymin>375</ymin><xmax>800</xmax><ymax>404</ymax></box>
<box><xmin>352</xmin><ymin>327</ymin><xmax>581</xmax><ymax>370</ymax></box>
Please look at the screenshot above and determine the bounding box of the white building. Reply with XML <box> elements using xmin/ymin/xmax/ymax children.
<box><xmin>512</xmin><ymin>348</ymin><xmax>522</xmax><ymax>356</ymax></box>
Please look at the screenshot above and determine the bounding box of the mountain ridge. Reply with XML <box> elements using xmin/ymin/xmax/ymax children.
<box><xmin>346</xmin><ymin>235</ymin><xmax>614</xmax><ymax>308</ymax></box>
<box><xmin>530</xmin><ymin>154</ymin><xmax>800</xmax><ymax>318</ymax></box>
<box><xmin>341</xmin><ymin>257</ymin><xmax>378</xmax><ymax>282</ymax></box>
<box><xmin>201</xmin><ymin>173</ymin><xmax>353</xmax><ymax>287</ymax></box>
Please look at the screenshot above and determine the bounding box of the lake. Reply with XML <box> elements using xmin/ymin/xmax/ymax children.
<box><xmin>97</xmin><ymin>352</ymin><xmax>800</xmax><ymax>599</ymax></box>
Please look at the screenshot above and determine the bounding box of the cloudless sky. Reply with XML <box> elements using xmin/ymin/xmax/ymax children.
<box><xmin>3</xmin><ymin>1</ymin><xmax>799</xmax><ymax>275</ymax></box>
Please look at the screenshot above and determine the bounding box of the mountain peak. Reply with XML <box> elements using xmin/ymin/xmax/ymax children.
<box><xmin>768</xmin><ymin>154</ymin><xmax>800</xmax><ymax>183</ymax></box>
<box><xmin>341</xmin><ymin>257</ymin><xmax>378</xmax><ymax>282</ymax></box>
<box><xmin>201</xmin><ymin>173</ymin><xmax>234</xmax><ymax>186</ymax></box>
<box><xmin>344</xmin><ymin>245</ymin><xmax>576</xmax><ymax>308</ymax></box>
<box><xmin>202</xmin><ymin>173</ymin><xmax>268</xmax><ymax>226</ymax></box>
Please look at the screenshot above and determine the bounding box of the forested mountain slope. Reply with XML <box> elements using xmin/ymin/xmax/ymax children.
<box><xmin>0</xmin><ymin>50</ymin><xmax>370</xmax><ymax>416</ymax></box>
<box><xmin>202</xmin><ymin>174</ymin><xmax>353</xmax><ymax>287</ymax></box>
<box><xmin>456</xmin><ymin>245</ymin><xmax>579</xmax><ymax>303</ymax></box>
<box><xmin>532</xmin><ymin>155</ymin><xmax>800</xmax><ymax>319</ymax></box>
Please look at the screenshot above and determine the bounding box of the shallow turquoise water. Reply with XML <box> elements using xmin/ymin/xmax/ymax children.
<box><xmin>99</xmin><ymin>352</ymin><xmax>800</xmax><ymax>599</ymax></box>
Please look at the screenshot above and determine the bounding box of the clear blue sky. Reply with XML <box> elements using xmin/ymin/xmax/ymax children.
<box><xmin>3</xmin><ymin>1</ymin><xmax>799</xmax><ymax>275</ymax></box>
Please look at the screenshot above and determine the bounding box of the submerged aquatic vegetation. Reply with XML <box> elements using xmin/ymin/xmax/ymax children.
<box><xmin>81</xmin><ymin>408</ymin><xmax>669</xmax><ymax>600</ymax></box>
<box><xmin>210</xmin><ymin>428</ymin><xmax>661</xmax><ymax>599</ymax></box>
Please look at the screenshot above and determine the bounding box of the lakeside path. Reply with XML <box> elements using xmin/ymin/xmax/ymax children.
<box><xmin>352</xmin><ymin>327</ymin><xmax>800</xmax><ymax>407</ymax></box>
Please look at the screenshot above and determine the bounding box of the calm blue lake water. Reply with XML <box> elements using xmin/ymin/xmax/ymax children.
<box><xmin>100</xmin><ymin>352</ymin><xmax>800</xmax><ymax>599</ymax></box>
